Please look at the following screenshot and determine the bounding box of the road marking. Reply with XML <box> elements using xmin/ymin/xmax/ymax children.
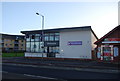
<box><xmin>23</xmin><ymin>74</ymin><xmax>58</xmax><ymax>80</ymax></box>
<box><xmin>1</xmin><ymin>70</ymin><xmax>61</xmax><ymax>80</ymax></box>
<box><xmin>0</xmin><ymin>71</ymin><xmax>8</xmax><ymax>73</ymax></box>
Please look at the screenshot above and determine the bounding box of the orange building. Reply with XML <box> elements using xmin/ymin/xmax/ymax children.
<box><xmin>0</xmin><ymin>33</ymin><xmax>26</xmax><ymax>52</ymax></box>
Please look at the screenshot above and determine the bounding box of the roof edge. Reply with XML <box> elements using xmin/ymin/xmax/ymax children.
<box><xmin>94</xmin><ymin>25</ymin><xmax>120</xmax><ymax>44</ymax></box>
<box><xmin>21</xmin><ymin>26</ymin><xmax>91</xmax><ymax>34</ymax></box>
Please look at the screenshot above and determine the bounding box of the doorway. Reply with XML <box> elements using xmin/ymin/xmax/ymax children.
<box><xmin>46</xmin><ymin>47</ymin><xmax>56</xmax><ymax>57</ymax></box>
<box><xmin>102</xmin><ymin>45</ymin><xmax>113</xmax><ymax>61</ymax></box>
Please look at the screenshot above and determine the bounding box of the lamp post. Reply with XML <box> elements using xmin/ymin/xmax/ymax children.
<box><xmin>36</xmin><ymin>12</ymin><xmax>44</xmax><ymax>59</ymax></box>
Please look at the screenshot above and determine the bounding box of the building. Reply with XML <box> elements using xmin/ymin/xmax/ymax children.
<box><xmin>94</xmin><ymin>25</ymin><xmax>120</xmax><ymax>62</ymax></box>
<box><xmin>21</xmin><ymin>26</ymin><xmax>98</xmax><ymax>59</ymax></box>
<box><xmin>0</xmin><ymin>33</ymin><xmax>26</xmax><ymax>52</ymax></box>
<box><xmin>0</xmin><ymin>34</ymin><xmax>2</xmax><ymax>53</ymax></box>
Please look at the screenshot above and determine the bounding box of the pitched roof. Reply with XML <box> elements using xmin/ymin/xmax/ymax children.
<box><xmin>94</xmin><ymin>25</ymin><xmax>120</xmax><ymax>44</ymax></box>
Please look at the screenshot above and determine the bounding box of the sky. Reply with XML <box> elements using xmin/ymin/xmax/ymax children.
<box><xmin>0</xmin><ymin>0</ymin><xmax>119</xmax><ymax>38</ymax></box>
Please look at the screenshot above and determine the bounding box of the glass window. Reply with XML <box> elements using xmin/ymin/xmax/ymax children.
<box><xmin>55</xmin><ymin>33</ymin><xmax>59</xmax><ymax>35</ymax></box>
<box><xmin>31</xmin><ymin>42</ymin><xmax>35</xmax><ymax>52</ymax></box>
<box><xmin>35</xmin><ymin>34</ymin><xmax>40</xmax><ymax>36</ymax></box>
<box><xmin>114</xmin><ymin>47</ymin><xmax>119</xmax><ymax>57</ymax></box>
<box><xmin>40</xmin><ymin>42</ymin><xmax>44</xmax><ymax>52</ymax></box>
<box><xmin>45</xmin><ymin>33</ymin><xmax>49</xmax><ymax>35</ymax></box>
<box><xmin>26</xmin><ymin>42</ymin><xmax>30</xmax><ymax>52</ymax></box>
<box><xmin>31</xmin><ymin>35</ymin><xmax>34</xmax><ymax>41</ymax></box>
<box><xmin>50</xmin><ymin>36</ymin><xmax>54</xmax><ymax>41</ymax></box>
<box><xmin>55</xmin><ymin>36</ymin><xmax>59</xmax><ymax>41</ymax></box>
<box><xmin>35</xmin><ymin>36</ymin><xmax>40</xmax><ymax>41</ymax></box>
<box><xmin>26</xmin><ymin>37</ymin><xmax>30</xmax><ymax>41</ymax></box>
<box><xmin>40</xmin><ymin>37</ymin><xmax>42</xmax><ymax>41</ymax></box>
<box><xmin>50</xmin><ymin>33</ymin><xmax>54</xmax><ymax>35</ymax></box>
<box><xmin>34</xmin><ymin>42</ymin><xmax>40</xmax><ymax>52</ymax></box>
<box><xmin>54</xmin><ymin>47</ymin><xmax>59</xmax><ymax>53</ymax></box>
<box><xmin>45</xmin><ymin>36</ymin><xmax>49</xmax><ymax>41</ymax></box>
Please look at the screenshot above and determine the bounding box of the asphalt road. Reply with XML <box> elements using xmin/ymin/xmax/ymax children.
<box><xmin>2</xmin><ymin>57</ymin><xmax>119</xmax><ymax>70</ymax></box>
<box><xmin>2</xmin><ymin>63</ymin><xmax>119</xmax><ymax>80</ymax></box>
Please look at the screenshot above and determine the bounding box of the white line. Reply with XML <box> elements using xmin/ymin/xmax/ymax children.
<box><xmin>23</xmin><ymin>74</ymin><xmax>57</xmax><ymax>80</ymax></box>
<box><xmin>0</xmin><ymin>71</ymin><xmax>8</xmax><ymax>73</ymax></box>
<box><xmin>1</xmin><ymin>70</ymin><xmax>59</xmax><ymax>80</ymax></box>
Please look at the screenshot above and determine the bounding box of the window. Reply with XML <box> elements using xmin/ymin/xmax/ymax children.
<box><xmin>50</xmin><ymin>36</ymin><xmax>54</xmax><ymax>41</ymax></box>
<box><xmin>34</xmin><ymin>42</ymin><xmax>39</xmax><ymax>52</ymax></box>
<box><xmin>53</xmin><ymin>47</ymin><xmax>59</xmax><ymax>53</ymax></box>
<box><xmin>35</xmin><ymin>34</ymin><xmax>40</xmax><ymax>36</ymax></box>
<box><xmin>25</xmin><ymin>32</ymin><xmax>60</xmax><ymax>53</ymax></box>
<box><xmin>55</xmin><ymin>36</ymin><xmax>59</xmax><ymax>41</ymax></box>
<box><xmin>31</xmin><ymin>42</ymin><xmax>35</xmax><ymax>52</ymax></box>
<box><xmin>35</xmin><ymin>36</ymin><xmax>40</xmax><ymax>41</ymax></box>
<box><xmin>50</xmin><ymin>33</ymin><xmax>54</xmax><ymax>35</ymax></box>
<box><xmin>40</xmin><ymin>42</ymin><xmax>44</xmax><ymax>52</ymax></box>
<box><xmin>26</xmin><ymin>42</ymin><xmax>30</xmax><ymax>52</ymax></box>
<box><xmin>45</xmin><ymin>33</ymin><xmax>49</xmax><ymax>35</ymax></box>
<box><xmin>31</xmin><ymin>35</ymin><xmax>34</xmax><ymax>41</ymax></box>
<box><xmin>55</xmin><ymin>33</ymin><xmax>59</xmax><ymax>35</ymax></box>
<box><xmin>26</xmin><ymin>38</ymin><xmax>30</xmax><ymax>41</ymax></box>
<box><xmin>114</xmin><ymin>47</ymin><xmax>118</xmax><ymax>57</ymax></box>
<box><xmin>21</xmin><ymin>44</ymin><xmax>24</xmax><ymax>46</ymax></box>
<box><xmin>45</xmin><ymin>36</ymin><xmax>49</xmax><ymax>41</ymax></box>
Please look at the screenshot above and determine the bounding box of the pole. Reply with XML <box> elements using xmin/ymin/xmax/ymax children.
<box><xmin>36</xmin><ymin>13</ymin><xmax>44</xmax><ymax>59</ymax></box>
<box><xmin>41</xmin><ymin>15</ymin><xmax>44</xmax><ymax>59</ymax></box>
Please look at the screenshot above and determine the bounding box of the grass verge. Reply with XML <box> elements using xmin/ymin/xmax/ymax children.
<box><xmin>2</xmin><ymin>53</ymin><xmax>24</xmax><ymax>57</ymax></box>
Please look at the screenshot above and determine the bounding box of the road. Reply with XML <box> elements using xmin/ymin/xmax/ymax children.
<box><xmin>2</xmin><ymin>63</ymin><xmax>119</xmax><ymax>80</ymax></box>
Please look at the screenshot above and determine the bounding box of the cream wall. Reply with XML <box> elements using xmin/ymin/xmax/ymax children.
<box><xmin>91</xmin><ymin>32</ymin><xmax>97</xmax><ymax>50</ymax></box>
<box><xmin>59</xmin><ymin>30</ymin><xmax>92</xmax><ymax>59</ymax></box>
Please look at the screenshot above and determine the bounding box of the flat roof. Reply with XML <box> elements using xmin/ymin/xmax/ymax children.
<box><xmin>0</xmin><ymin>33</ymin><xmax>25</xmax><ymax>39</ymax></box>
<box><xmin>21</xmin><ymin>26</ymin><xmax>98</xmax><ymax>39</ymax></box>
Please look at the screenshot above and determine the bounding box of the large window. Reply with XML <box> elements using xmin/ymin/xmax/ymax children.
<box><xmin>26</xmin><ymin>42</ymin><xmax>30</xmax><ymax>52</ymax></box>
<box><xmin>49</xmin><ymin>36</ymin><xmax>54</xmax><ymax>41</ymax></box>
<box><xmin>35</xmin><ymin>36</ymin><xmax>40</xmax><ymax>41</ymax></box>
<box><xmin>31</xmin><ymin>42</ymin><xmax>35</xmax><ymax>52</ymax></box>
<box><xmin>45</xmin><ymin>36</ymin><xmax>49</xmax><ymax>41</ymax></box>
<box><xmin>34</xmin><ymin>42</ymin><xmax>39</xmax><ymax>52</ymax></box>
<box><xmin>44</xmin><ymin>32</ymin><xmax>59</xmax><ymax>41</ymax></box>
<box><xmin>55</xmin><ymin>36</ymin><xmax>59</xmax><ymax>41</ymax></box>
<box><xmin>26</xmin><ymin>33</ymin><xmax>59</xmax><ymax>53</ymax></box>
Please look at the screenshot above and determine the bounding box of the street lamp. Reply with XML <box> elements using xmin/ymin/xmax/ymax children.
<box><xmin>36</xmin><ymin>12</ymin><xmax>44</xmax><ymax>59</ymax></box>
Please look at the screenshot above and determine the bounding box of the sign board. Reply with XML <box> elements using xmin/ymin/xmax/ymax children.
<box><xmin>68</xmin><ymin>41</ymin><xmax>82</xmax><ymax>45</ymax></box>
<box><xmin>104</xmin><ymin>38</ymin><xmax>120</xmax><ymax>41</ymax></box>
<box><xmin>44</xmin><ymin>41</ymin><xmax>59</xmax><ymax>46</ymax></box>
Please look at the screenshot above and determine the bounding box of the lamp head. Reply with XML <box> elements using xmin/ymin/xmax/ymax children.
<box><xmin>36</xmin><ymin>13</ymin><xmax>39</xmax><ymax>15</ymax></box>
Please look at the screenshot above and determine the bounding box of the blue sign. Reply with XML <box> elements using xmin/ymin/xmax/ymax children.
<box><xmin>68</xmin><ymin>41</ymin><xmax>82</xmax><ymax>45</ymax></box>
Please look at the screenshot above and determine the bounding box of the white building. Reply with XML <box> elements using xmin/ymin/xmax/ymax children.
<box><xmin>21</xmin><ymin>26</ymin><xmax>98</xmax><ymax>59</ymax></box>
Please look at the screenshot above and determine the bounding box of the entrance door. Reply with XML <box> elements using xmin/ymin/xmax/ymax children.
<box><xmin>46</xmin><ymin>47</ymin><xmax>55</xmax><ymax>57</ymax></box>
<box><xmin>102</xmin><ymin>46</ymin><xmax>113</xmax><ymax>61</ymax></box>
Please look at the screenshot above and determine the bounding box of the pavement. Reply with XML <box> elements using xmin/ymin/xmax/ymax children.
<box><xmin>2</xmin><ymin>57</ymin><xmax>120</xmax><ymax>73</ymax></box>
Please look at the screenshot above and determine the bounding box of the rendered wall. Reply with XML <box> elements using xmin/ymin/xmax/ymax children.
<box><xmin>59</xmin><ymin>30</ymin><xmax>92</xmax><ymax>59</ymax></box>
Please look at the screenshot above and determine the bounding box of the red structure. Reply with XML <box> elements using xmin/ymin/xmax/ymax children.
<box><xmin>94</xmin><ymin>25</ymin><xmax>120</xmax><ymax>62</ymax></box>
